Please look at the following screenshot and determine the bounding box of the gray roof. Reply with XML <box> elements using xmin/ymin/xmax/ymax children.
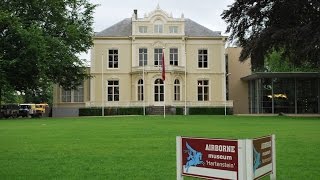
<box><xmin>185</xmin><ymin>19</ymin><xmax>221</xmax><ymax>37</ymax></box>
<box><xmin>95</xmin><ymin>18</ymin><xmax>132</xmax><ymax>37</ymax></box>
<box><xmin>95</xmin><ymin>18</ymin><xmax>221</xmax><ymax>37</ymax></box>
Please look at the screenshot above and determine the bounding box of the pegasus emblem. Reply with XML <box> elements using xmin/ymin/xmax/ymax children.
<box><xmin>184</xmin><ymin>142</ymin><xmax>204</xmax><ymax>172</ymax></box>
<box><xmin>253</xmin><ymin>146</ymin><xmax>261</xmax><ymax>173</ymax></box>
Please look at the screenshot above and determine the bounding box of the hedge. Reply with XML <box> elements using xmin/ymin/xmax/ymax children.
<box><xmin>79</xmin><ymin>107</ymin><xmax>144</xmax><ymax>116</ymax></box>
<box><xmin>79</xmin><ymin>107</ymin><xmax>233</xmax><ymax>116</ymax></box>
<box><xmin>189</xmin><ymin>107</ymin><xmax>233</xmax><ymax>115</ymax></box>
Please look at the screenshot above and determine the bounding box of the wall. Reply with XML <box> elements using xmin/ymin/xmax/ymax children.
<box><xmin>226</xmin><ymin>47</ymin><xmax>251</xmax><ymax>114</ymax></box>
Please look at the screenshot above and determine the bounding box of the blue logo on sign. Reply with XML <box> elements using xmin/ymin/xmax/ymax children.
<box><xmin>184</xmin><ymin>142</ymin><xmax>204</xmax><ymax>172</ymax></box>
<box><xmin>253</xmin><ymin>146</ymin><xmax>261</xmax><ymax>173</ymax></box>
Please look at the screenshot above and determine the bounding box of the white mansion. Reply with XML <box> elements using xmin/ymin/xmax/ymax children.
<box><xmin>53</xmin><ymin>6</ymin><xmax>233</xmax><ymax>116</ymax></box>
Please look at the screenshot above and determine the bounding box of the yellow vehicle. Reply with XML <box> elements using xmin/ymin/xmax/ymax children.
<box><xmin>35</xmin><ymin>103</ymin><xmax>49</xmax><ymax>117</ymax></box>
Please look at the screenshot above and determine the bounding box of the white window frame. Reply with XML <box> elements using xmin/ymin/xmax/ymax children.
<box><xmin>169</xmin><ymin>26</ymin><xmax>178</xmax><ymax>33</ymax></box>
<box><xmin>108</xmin><ymin>49</ymin><xmax>119</xmax><ymax>68</ymax></box>
<box><xmin>174</xmin><ymin>79</ymin><xmax>181</xmax><ymax>101</ymax></box>
<box><xmin>154</xmin><ymin>24</ymin><xmax>163</xmax><ymax>33</ymax></box>
<box><xmin>61</xmin><ymin>84</ymin><xmax>84</xmax><ymax>103</ymax></box>
<box><xmin>61</xmin><ymin>89</ymin><xmax>71</xmax><ymax>102</ymax></box>
<box><xmin>73</xmin><ymin>84</ymin><xmax>84</xmax><ymax>102</ymax></box>
<box><xmin>198</xmin><ymin>49</ymin><xmax>208</xmax><ymax>68</ymax></box>
<box><xmin>139</xmin><ymin>48</ymin><xmax>148</xmax><ymax>66</ymax></box>
<box><xmin>154</xmin><ymin>79</ymin><xmax>164</xmax><ymax>102</ymax></box>
<box><xmin>107</xmin><ymin>80</ymin><xmax>119</xmax><ymax>101</ymax></box>
<box><xmin>154</xmin><ymin>48</ymin><xmax>163</xmax><ymax>66</ymax></box>
<box><xmin>139</xmin><ymin>26</ymin><xmax>148</xmax><ymax>33</ymax></box>
<box><xmin>137</xmin><ymin>79</ymin><xmax>144</xmax><ymax>101</ymax></box>
<box><xmin>170</xmin><ymin>48</ymin><xmax>178</xmax><ymax>66</ymax></box>
<box><xmin>197</xmin><ymin>80</ymin><xmax>209</xmax><ymax>101</ymax></box>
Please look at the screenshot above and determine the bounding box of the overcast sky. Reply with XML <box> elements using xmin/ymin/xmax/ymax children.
<box><xmin>80</xmin><ymin>0</ymin><xmax>234</xmax><ymax>61</ymax></box>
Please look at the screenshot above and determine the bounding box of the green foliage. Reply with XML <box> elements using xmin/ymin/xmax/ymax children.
<box><xmin>189</xmin><ymin>107</ymin><xmax>233</xmax><ymax>115</ymax></box>
<box><xmin>79</xmin><ymin>107</ymin><xmax>144</xmax><ymax>116</ymax></box>
<box><xmin>79</xmin><ymin>108</ymin><xmax>102</xmax><ymax>116</ymax></box>
<box><xmin>175</xmin><ymin>107</ymin><xmax>184</xmax><ymax>115</ymax></box>
<box><xmin>222</xmin><ymin>0</ymin><xmax>320</xmax><ymax>71</ymax></box>
<box><xmin>0</xmin><ymin>0</ymin><xmax>97</xmax><ymax>95</ymax></box>
<box><xmin>0</xmin><ymin>116</ymin><xmax>319</xmax><ymax>179</ymax></box>
<box><xmin>264</xmin><ymin>50</ymin><xmax>320</xmax><ymax>72</ymax></box>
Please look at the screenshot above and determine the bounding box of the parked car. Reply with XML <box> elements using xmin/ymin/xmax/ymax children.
<box><xmin>0</xmin><ymin>104</ymin><xmax>20</xmax><ymax>118</ymax></box>
<box><xmin>19</xmin><ymin>104</ymin><xmax>36</xmax><ymax>117</ymax></box>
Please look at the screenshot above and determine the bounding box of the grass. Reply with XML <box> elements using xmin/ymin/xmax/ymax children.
<box><xmin>0</xmin><ymin>115</ymin><xmax>319</xmax><ymax>179</ymax></box>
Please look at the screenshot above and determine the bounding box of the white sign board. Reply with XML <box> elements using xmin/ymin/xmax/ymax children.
<box><xmin>176</xmin><ymin>135</ymin><xmax>276</xmax><ymax>180</ymax></box>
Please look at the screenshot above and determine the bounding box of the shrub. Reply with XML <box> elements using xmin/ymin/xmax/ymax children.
<box><xmin>79</xmin><ymin>107</ymin><xmax>144</xmax><ymax>116</ymax></box>
<box><xmin>189</xmin><ymin>107</ymin><xmax>233</xmax><ymax>115</ymax></box>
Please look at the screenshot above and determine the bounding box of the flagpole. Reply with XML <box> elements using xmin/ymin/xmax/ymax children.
<box><xmin>184</xmin><ymin>44</ymin><xmax>187</xmax><ymax>115</ymax></box>
<box><xmin>143</xmin><ymin>54</ymin><xmax>145</xmax><ymax>116</ymax></box>
<box><xmin>164</xmin><ymin>78</ymin><xmax>166</xmax><ymax>118</ymax></box>
<box><xmin>162</xmin><ymin>47</ymin><xmax>166</xmax><ymax>119</ymax></box>
<box><xmin>101</xmin><ymin>54</ymin><xmax>104</xmax><ymax>116</ymax></box>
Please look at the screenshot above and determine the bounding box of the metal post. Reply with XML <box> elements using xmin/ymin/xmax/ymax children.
<box><xmin>270</xmin><ymin>134</ymin><xmax>276</xmax><ymax>180</ymax></box>
<box><xmin>101</xmin><ymin>55</ymin><xmax>104</xmax><ymax>116</ymax></box>
<box><xmin>176</xmin><ymin>136</ymin><xmax>183</xmax><ymax>180</ymax></box>
<box><xmin>143</xmin><ymin>52</ymin><xmax>146</xmax><ymax>116</ymax></box>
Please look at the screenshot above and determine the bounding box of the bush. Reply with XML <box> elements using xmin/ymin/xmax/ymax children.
<box><xmin>79</xmin><ymin>107</ymin><xmax>144</xmax><ymax>116</ymax></box>
<box><xmin>79</xmin><ymin>108</ymin><xmax>102</xmax><ymax>116</ymax></box>
<box><xmin>189</xmin><ymin>107</ymin><xmax>233</xmax><ymax>115</ymax></box>
<box><xmin>176</xmin><ymin>107</ymin><xmax>184</xmax><ymax>115</ymax></box>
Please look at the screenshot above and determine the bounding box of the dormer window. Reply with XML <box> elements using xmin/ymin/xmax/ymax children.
<box><xmin>154</xmin><ymin>24</ymin><xmax>163</xmax><ymax>33</ymax></box>
<box><xmin>169</xmin><ymin>26</ymin><xmax>178</xmax><ymax>33</ymax></box>
<box><xmin>153</xmin><ymin>20</ymin><xmax>163</xmax><ymax>33</ymax></box>
<box><xmin>139</xmin><ymin>26</ymin><xmax>147</xmax><ymax>33</ymax></box>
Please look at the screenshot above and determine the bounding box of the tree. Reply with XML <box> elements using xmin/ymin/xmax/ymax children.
<box><xmin>222</xmin><ymin>0</ymin><xmax>320</xmax><ymax>71</ymax></box>
<box><xmin>0</xmin><ymin>0</ymin><xmax>96</xmax><ymax>105</ymax></box>
<box><xmin>264</xmin><ymin>50</ymin><xmax>319</xmax><ymax>72</ymax></box>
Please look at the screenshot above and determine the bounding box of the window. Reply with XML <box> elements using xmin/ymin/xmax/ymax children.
<box><xmin>198</xmin><ymin>80</ymin><xmax>209</xmax><ymax>101</ymax></box>
<box><xmin>61</xmin><ymin>89</ymin><xmax>71</xmax><ymax>102</ymax></box>
<box><xmin>73</xmin><ymin>84</ymin><xmax>84</xmax><ymax>102</ymax></box>
<box><xmin>61</xmin><ymin>84</ymin><xmax>84</xmax><ymax>103</ymax></box>
<box><xmin>154</xmin><ymin>24</ymin><xmax>163</xmax><ymax>33</ymax></box>
<box><xmin>108</xmin><ymin>80</ymin><xmax>119</xmax><ymax>101</ymax></box>
<box><xmin>198</xmin><ymin>49</ymin><xmax>208</xmax><ymax>68</ymax></box>
<box><xmin>154</xmin><ymin>79</ymin><xmax>164</xmax><ymax>102</ymax></box>
<box><xmin>170</xmin><ymin>48</ymin><xmax>178</xmax><ymax>66</ymax></box>
<box><xmin>174</xmin><ymin>79</ymin><xmax>180</xmax><ymax>101</ymax></box>
<box><xmin>108</xmin><ymin>49</ymin><xmax>118</xmax><ymax>68</ymax></box>
<box><xmin>138</xmin><ymin>79</ymin><xmax>144</xmax><ymax>101</ymax></box>
<box><xmin>169</xmin><ymin>26</ymin><xmax>178</xmax><ymax>33</ymax></box>
<box><xmin>139</xmin><ymin>26</ymin><xmax>147</xmax><ymax>33</ymax></box>
<box><xmin>139</xmin><ymin>48</ymin><xmax>147</xmax><ymax>66</ymax></box>
<box><xmin>154</xmin><ymin>48</ymin><xmax>163</xmax><ymax>66</ymax></box>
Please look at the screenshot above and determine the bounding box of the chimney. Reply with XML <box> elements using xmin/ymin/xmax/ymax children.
<box><xmin>134</xmin><ymin>9</ymin><xmax>137</xmax><ymax>20</ymax></box>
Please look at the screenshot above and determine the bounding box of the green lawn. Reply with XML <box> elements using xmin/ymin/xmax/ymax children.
<box><xmin>0</xmin><ymin>115</ymin><xmax>319</xmax><ymax>179</ymax></box>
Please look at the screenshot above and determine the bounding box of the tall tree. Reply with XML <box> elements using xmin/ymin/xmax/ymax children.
<box><xmin>222</xmin><ymin>0</ymin><xmax>320</xmax><ymax>71</ymax></box>
<box><xmin>0</xmin><ymin>0</ymin><xmax>96</xmax><ymax>105</ymax></box>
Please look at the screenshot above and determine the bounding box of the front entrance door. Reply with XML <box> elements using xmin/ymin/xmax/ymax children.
<box><xmin>154</xmin><ymin>78</ymin><xmax>164</xmax><ymax>106</ymax></box>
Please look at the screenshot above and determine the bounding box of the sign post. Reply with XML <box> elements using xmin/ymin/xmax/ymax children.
<box><xmin>176</xmin><ymin>135</ymin><xmax>276</xmax><ymax>180</ymax></box>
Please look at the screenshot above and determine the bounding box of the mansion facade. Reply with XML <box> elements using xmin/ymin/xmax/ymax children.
<box><xmin>52</xmin><ymin>7</ymin><xmax>232</xmax><ymax>116</ymax></box>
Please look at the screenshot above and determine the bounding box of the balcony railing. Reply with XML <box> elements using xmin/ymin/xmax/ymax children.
<box><xmin>131</xmin><ymin>65</ymin><xmax>186</xmax><ymax>73</ymax></box>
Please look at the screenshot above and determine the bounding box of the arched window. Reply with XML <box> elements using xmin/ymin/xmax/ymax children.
<box><xmin>138</xmin><ymin>79</ymin><xmax>144</xmax><ymax>101</ymax></box>
<box><xmin>154</xmin><ymin>79</ymin><xmax>164</xmax><ymax>102</ymax></box>
<box><xmin>174</xmin><ymin>79</ymin><xmax>180</xmax><ymax>101</ymax></box>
